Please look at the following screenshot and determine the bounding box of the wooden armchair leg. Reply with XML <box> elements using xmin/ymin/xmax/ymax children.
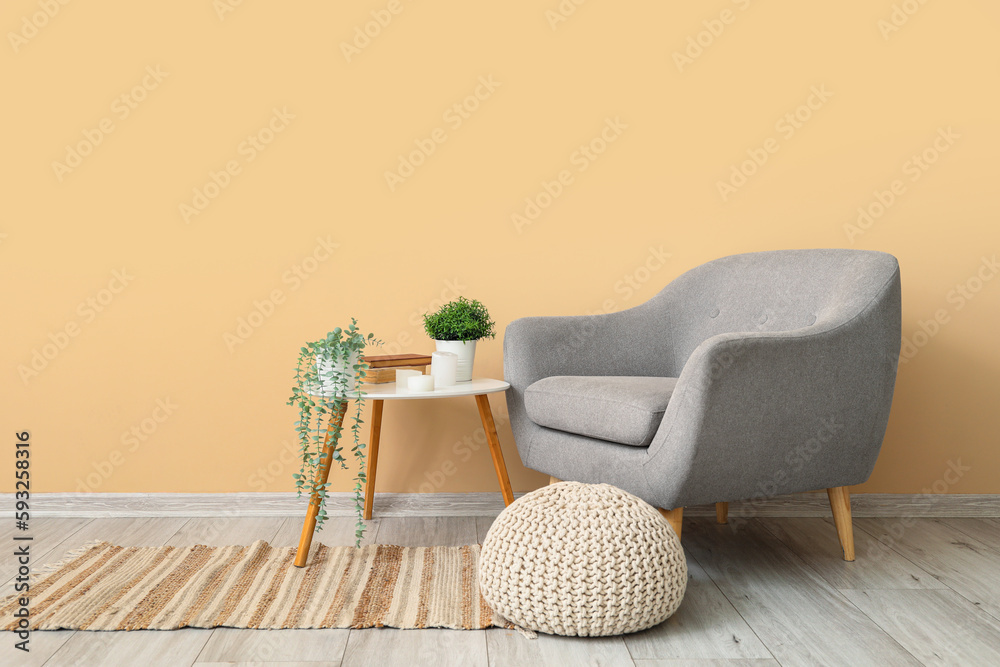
<box><xmin>716</xmin><ymin>502</ymin><xmax>729</xmax><ymax>524</ymax></box>
<box><xmin>827</xmin><ymin>486</ymin><xmax>855</xmax><ymax>561</ymax></box>
<box><xmin>658</xmin><ymin>507</ymin><xmax>684</xmax><ymax>540</ymax></box>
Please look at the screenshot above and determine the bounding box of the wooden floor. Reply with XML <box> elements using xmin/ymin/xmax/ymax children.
<box><xmin>4</xmin><ymin>515</ymin><xmax>1000</xmax><ymax>667</ymax></box>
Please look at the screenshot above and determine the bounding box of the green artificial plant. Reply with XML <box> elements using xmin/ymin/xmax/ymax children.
<box><xmin>422</xmin><ymin>297</ymin><xmax>496</xmax><ymax>342</ymax></box>
<box><xmin>288</xmin><ymin>319</ymin><xmax>380</xmax><ymax>547</ymax></box>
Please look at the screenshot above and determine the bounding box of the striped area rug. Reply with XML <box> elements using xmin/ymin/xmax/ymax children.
<box><xmin>1</xmin><ymin>540</ymin><xmax>507</xmax><ymax>631</ymax></box>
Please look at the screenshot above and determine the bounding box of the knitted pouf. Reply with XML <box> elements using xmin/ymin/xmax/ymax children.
<box><xmin>479</xmin><ymin>481</ymin><xmax>687</xmax><ymax>637</ymax></box>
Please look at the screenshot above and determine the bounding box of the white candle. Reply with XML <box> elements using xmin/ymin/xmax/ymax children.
<box><xmin>431</xmin><ymin>351</ymin><xmax>458</xmax><ymax>387</ymax></box>
<box><xmin>408</xmin><ymin>374</ymin><xmax>435</xmax><ymax>392</ymax></box>
<box><xmin>395</xmin><ymin>369</ymin><xmax>421</xmax><ymax>389</ymax></box>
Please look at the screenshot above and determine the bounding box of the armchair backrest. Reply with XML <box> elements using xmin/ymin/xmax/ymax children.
<box><xmin>654</xmin><ymin>249</ymin><xmax>901</xmax><ymax>374</ymax></box>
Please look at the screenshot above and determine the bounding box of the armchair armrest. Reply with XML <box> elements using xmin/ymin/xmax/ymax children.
<box><xmin>503</xmin><ymin>303</ymin><xmax>675</xmax><ymax>392</ymax></box>
<box><xmin>643</xmin><ymin>280</ymin><xmax>901</xmax><ymax>507</ymax></box>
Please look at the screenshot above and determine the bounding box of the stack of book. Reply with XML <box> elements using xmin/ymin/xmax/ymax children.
<box><xmin>360</xmin><ymin>353</ymin><xmax>433</xmax><ymax>384</ymax></box>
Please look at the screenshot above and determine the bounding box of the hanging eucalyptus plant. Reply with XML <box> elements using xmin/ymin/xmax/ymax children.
<box><xmin>288</xmin><ymin>319</ymin><xmax>380</xmax><ymax>547</ymax></box>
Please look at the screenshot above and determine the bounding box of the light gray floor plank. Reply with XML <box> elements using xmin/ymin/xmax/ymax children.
<box><xmin>61</xmin><ymin>516</ymin><xmax>190</xmax><ymax>546</ymax></box>
<box><xmin>475</xmin><ymin>516</ymin><xmax>494</xmax><ymax>544</ymax></box>
<box><xmin>633</xmin><ymin>661</ymin><xmax>779</xmax><ymax>666</ymax></box>
<box><xmin>198</xmin><ymin>628</ymin><xmax>349</xmax><ymax>665</ymax></box>
<box><xmin>165</xmin><ymin>517</ymin><xmax>287</xmax><ymax>547</ymax></box>
<box><xmin>941</xmin><ymin>517</ymin><xmax>1000</xmax><ymax>554</ymax></box>
<box><xmin>34</xmin><ymin>516</ymin><xmax>189</xmax><ymax>561</ymax></box>
<box><xmin>3</xmin><ymin>518</ymin><xmax>188</xmax><ymax>591</ymax></box>
<box><xmin>2</xmin><ymin>518</ymin><xmax>93</xmax><ymax>579</ymax></box>
<box><xmin>5</xmin><ymin>517</ymin><xmax>187</xmax><ymax>605</ymax></box>
<box><xmin>270</xmin><ymin>516</ymin><xmax>381</xmax><ymax>548</ymax></box>
<box><xmin>759</xmin><ymin>517</ymin><xmax>946</xmax><ymax>590</ymax></box>
<box><xmin>625</xmin><ymin>553</ymin><xmax>772</xmax><ymax>661</ymax></box>
<box><xmin>374</xmin><ymin>517</ymin><xmax>478</xmax><ymax>546</ymax></box>
<box><xmin>842</xmin><ymin>589</ymin><xmax>1000</xmax><ymax>665</ymax></box>
<box><xmin>856</xmin><ymin>518</ymin><xmax>1000</xmax><ymax>622</ymax></box>
<box><xmin>342</xmin><ymin>628</ymin><xmax>487</xmax><ymax>667</ymax></box>
<box><xmin>0</xmin><ymin>630</ymin><xmax>74</xmax><ymax>667</ymax></box>
<box><xmin>683</xmin><ymin>518</ymin><xmax>921</xmax><ymax>666</ymax></box>
<box><xmin>486</xmin><ymin>627</ymin><xmax>634</xmax><ymax>666</ymax></box>
<box><xmin>195</xmin><ymin>662</ymin><xmax>342</xmax><ymax>667</ymax></box>
<box><xmin>46</xmin><ymin>628</ymin><xmax>214</xmax><ymax>667</ymax></box>
<box><xmin>8</xmin><ymin>518</ymin><xmax>90</xmax><ymax>550</ymax></box>
<box><xmin>0</xmin><ymin>521</ymin><xmax>16</xmax><ymax>546</ymax></box>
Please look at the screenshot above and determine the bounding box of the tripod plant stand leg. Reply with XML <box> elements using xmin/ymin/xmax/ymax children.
<box><xmin>294</xmin><ymin>401</ymin><xmax>347</xmax><ymax>568</ymax></box>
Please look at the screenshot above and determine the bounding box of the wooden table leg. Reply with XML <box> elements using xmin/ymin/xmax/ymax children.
<box><xmin>474</xmin><ymin>394</ymin><xmax>515</xmax><ymax>506</ymax></box>
<box><xmin>294</xmin><ymin>401</ymin><xmax>347</xmax><ymax>568</ymax></box>
<box><xmin>363</xmin><ymin>399</ymin><xmax>384</xmax><ymax>521</ymax></box>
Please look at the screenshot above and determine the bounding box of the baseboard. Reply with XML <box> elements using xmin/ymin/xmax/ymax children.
<box><xmin>3</xmin><ymin>492</ymin><xmax>999</xmax><ymax>518</ymax></box>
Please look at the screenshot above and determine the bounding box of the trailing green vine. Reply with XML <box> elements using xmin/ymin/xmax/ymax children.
<box><xmin>288</xmin><ymin>319</ymin><xmax>379</xmax><ymax>547</ymax></box>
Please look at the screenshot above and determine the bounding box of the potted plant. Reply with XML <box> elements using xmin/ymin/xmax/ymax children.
<box><xmin>423</xmin><ymin>297</ymin><xmax>496</xmax><ymax>382</ymax></box>
<box><xmin>288</xmin><ymin>319</ymin><xmax>380</xmax><ymax>547</ymax></box>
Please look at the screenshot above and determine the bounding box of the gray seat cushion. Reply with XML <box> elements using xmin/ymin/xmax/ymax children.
<box><xmin>524</xmin><ymin>376</ymin><xmax>678</xmax><ymax>447</ymax></box>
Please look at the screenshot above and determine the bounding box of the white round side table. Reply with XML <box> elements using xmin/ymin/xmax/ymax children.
<box><xmin>295</xmin><ymin>377</ymin><xmax>513</xmax><ymax>566</ymax></box>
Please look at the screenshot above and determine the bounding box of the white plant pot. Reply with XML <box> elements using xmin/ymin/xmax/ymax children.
<box><xmin>434</xmin><ymin>340</ymin><xmax>477</xmax><ymax>382</ymax></box>
<box><xmin>316</xmin><ymin>350</ymin><xmax>360</xmax><ymax>392</ymax></box>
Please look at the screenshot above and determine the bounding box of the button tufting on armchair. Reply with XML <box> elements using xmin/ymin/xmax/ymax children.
<box><xmin>504</xmin><ymin>249</ymin><xmax>901</xmax><ymax>560</ymax></box>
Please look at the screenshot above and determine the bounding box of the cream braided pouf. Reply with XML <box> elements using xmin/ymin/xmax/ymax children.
<box><xmin>479</xmin><ymin>481</ymin><xmax>687</xmax><ymax>637</ymax></box>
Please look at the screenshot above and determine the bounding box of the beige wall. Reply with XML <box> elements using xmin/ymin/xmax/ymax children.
<box><xmin>4</xmin><ymin>1</ymin><xmax>998</xmax><ymax>496</ymax></box>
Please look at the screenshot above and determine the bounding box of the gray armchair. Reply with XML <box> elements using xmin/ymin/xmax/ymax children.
<box><xmin>504</xmin><ymin>249</ymin><xmax>901</xmax><ymax>560</ymax></box>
